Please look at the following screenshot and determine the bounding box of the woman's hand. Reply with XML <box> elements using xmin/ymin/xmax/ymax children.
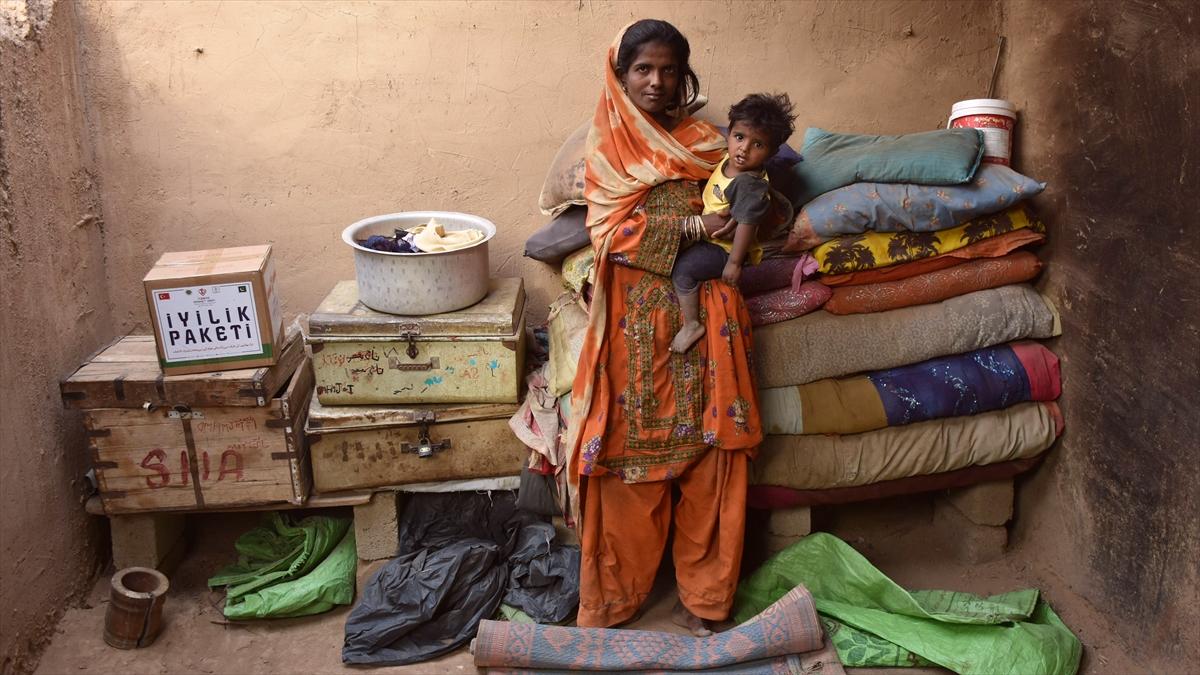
<box><xmin>701</xmin><ymin>210</ymin><xmax>737</xmax><ymax>240</ymax></box>
<box><xmin>722</xmin><ymin>261</ymin><xmax>742</xmax><ymax>286</ymax></box>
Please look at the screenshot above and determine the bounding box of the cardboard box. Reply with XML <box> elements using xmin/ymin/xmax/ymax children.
<box><xmin>143</xmin><ymin>245</ymin><xmax>284</xmax><ymax>376</ymax></box>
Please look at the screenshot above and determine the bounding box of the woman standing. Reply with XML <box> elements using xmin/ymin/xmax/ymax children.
<box><xmin>566</xmin><ymin>19</ymin><xmax>763</xmax><ymax>635</ymax></box>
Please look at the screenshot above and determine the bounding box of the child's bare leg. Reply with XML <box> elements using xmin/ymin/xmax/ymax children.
<box><xmin>671</xmin><ymin>290</ymin><xmax>705</xmax><ymax>353</ymax></box>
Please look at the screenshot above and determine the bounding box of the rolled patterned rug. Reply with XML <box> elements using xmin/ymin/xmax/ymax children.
<box><xmin>472</xmin><ymin>585</ymin><xmax>842</xmax><ymax>673</ymax></box>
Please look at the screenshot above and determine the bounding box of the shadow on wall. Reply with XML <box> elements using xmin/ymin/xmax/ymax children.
<box><xmin>1007</xmin><ymin>0</ymin><xmax>1200</xmax><ymax>670</ymax></box>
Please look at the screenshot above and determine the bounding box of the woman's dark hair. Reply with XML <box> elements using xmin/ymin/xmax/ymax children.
<box><xmin>615</xmin><ymin>19</ymin><xmax>700</xmax><ymax>112</ymax></box>
<box><xmin>728</xmin><ymin>93</ymin><xmax>797</xmax><ymax>151</ymax></box>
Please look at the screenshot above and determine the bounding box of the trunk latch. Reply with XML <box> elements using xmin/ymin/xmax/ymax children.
<box><xmin>402</xmin><ymin>411</ymin><xmax>451</xmax><ymax>458</ymax></box>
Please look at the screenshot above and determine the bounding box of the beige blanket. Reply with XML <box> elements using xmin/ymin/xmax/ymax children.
<box><xmin>753</xmin><ymin>284</ymin><xmax>1058</xmax><ymax>388</ymax></box>
<box><xmin>749</xmin><ymin>401</ymin><xmax>1060</xmax><ymax>490</ymax></box>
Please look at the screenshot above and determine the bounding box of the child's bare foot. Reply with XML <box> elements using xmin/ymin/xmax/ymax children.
<box><xmin>670</xmin><ymin>322</ymin><xmax>706</xmax><ymax>353</ymax></box>
<box><xmin>671</xmin><ymin>601</ymin><xmax>713</xmax><ymax>637</ymax></box>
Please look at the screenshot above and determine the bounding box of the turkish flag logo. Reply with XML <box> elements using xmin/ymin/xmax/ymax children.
<box><xmin>158</xmin><ymin>292</ymin><xmax>170</xmax><ymax>300</ymax></box>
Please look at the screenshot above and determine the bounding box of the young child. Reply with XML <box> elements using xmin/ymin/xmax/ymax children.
<box><xmin>670</xmin><ymin>92</ymin><xmax>797</xmax><ymax>353</ymax></box>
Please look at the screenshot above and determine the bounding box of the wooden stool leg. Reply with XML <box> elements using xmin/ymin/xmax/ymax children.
<box><xmin>354</xmin><ymin>491</ymin><xmax>403</xmax><ymax>561</ymax></box>
<box><xmin>110</xmin><ymin>512</ymin><xmax>187</xmax><ymax>571</ymax></box>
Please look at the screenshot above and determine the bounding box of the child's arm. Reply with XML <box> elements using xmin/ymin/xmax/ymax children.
<box><xmin>722</xmin><ymin>221</ymin><xmax>756</xmax><ymax>285</ymax></box>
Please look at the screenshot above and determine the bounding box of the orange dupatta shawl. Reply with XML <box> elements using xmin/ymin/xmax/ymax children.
<box><xmin>563</xmin><ymin>25</ymin><xmax>763</xmax><ymax>528</ymax></box>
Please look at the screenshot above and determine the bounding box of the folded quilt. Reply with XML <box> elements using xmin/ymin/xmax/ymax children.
<box><xmin>785</xmin><ymin>164</ymin><xmax>1045</xmax><ymax>251</ymax></box>
<box><xmin>746</xmin><ymin>282</ymin><xmax>831</xmax><ymax>327</ymax></box>
<box><xmin>760</xmin><ymin>341</ymin><xmax>1061</xmax><ymax>435</ymax></box>
<box><xmin>812</xmin><ymin>204</ymin><xmax>1043</xmax><ymax>275</ymax></box>
<box><xmin>747</xmin><ymin>455</ymin><xmax>1043</xmax><ymax>509</ymax></box>
<box><xmin>754</xmin><ymin>284</ymin><xmax>1058</xmax><ymax>388</ymax></box>
<box><xmin>749</xmin><ymin>401</ymin><xmax>1062</xmax><ymax>490</ymax></box>
<box><xmin>820</xmin><ymin>228</ymin><xmax>1045</xmax><ymax>287</ymax></box>
<box><xmin>823</xmin><ymin>251</ymin><xmax>1042</xmax><ymax>315</ymax></box>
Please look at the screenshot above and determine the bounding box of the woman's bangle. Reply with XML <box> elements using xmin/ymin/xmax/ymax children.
<box><xmin>683</xmin><ymin>215</ymin><xmax>704</xmax><ymax>241</ymax></box>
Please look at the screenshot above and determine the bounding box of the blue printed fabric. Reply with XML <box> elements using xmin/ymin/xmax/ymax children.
<box><xmin>868</xmin><ymin>345</ymin><xmax>1032</xmax><ymax>426</ymax></box>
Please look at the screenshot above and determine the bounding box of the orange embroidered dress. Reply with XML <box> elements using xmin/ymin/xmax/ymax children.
<box><xmin>564</xmin><ymin>29</ymin><xmax>763</xmax><ymax>524</ymax></box>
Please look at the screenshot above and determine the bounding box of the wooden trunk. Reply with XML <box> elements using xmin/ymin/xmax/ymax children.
<box><xmin>306</xmin><ymin>278</ymin><xmax>526</xmax><ymax>405</ymax></box>
<box><xmin>305</xmin><ymin>397</ymin><xmax>527</xmax><ymax>492</ymax></box>
<box><xmin>63</xmin><ymin>332</ymin><xmax>312</xmax><ymax>514</ymax></box>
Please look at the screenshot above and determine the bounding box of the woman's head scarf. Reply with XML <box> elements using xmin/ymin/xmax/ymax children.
<box><xmin>582</xmin><ymin>22</ymin><xmax>725</xmax><ymax>243</ymax></box>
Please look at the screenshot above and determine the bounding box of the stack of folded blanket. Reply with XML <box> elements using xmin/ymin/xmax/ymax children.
<box><xmin>748</xmin><ymin>126</ymin><xmax>1063</xmax><ymax>507</ymax></box>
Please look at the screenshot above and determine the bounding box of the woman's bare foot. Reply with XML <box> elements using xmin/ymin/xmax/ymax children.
<box><xmin>671</xmin><ymin>601</ymin><xmax>713</xmax><ymax>637</ymax></box>
<box><xmin>670</xmin><ymin>322</ymin><xmax>706</xmax><ymax>353</ymax></box>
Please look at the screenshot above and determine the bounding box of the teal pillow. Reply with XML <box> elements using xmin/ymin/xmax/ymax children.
<box><xmin>778</xmin><ymin>127</ymin><xmax>985</xmax><ymax>208</ymax></box>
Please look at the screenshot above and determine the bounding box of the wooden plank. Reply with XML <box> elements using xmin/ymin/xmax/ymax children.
<box><xmin>307</xmin><ymin>278</ymin><xmax>524</xmax><ymax>337</ymax></box>
<box><xmin>309</xmin><ymin>417</ymin><xmax>529</xmax><ymax>492</ymax></box>
<box><xmin>305</xmin><ymin>396</ymin><xmax>518</xmax><ymax>433</ymax></box>
<box><xmin>86</xmin><ymin>490</ymin><xmax>371</xmax><ymax>516</ymax></box>
<box><xmin>280</xmin><ymin>359</ymin><xmax>314</xmax><ymax>504</ymax></box>
<box><xmin>61</xmin><ymin>327</ymin><xmax>303</xmax><ymax>409</ymax></box>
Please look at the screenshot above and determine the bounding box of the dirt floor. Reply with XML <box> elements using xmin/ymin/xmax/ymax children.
<box><xmin>33</xmin><ymin>493</ymin><xmax>1140</xmax><ymax>675</ymax></box>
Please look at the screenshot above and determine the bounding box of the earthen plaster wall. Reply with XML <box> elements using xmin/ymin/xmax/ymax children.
<box><xmin>998</xmin><ymin>1</ymin><xmax>1200</xmax><ymax>671</ymax></box>
<box><xmin>0</xmin><ymin>2</ymin><xmax>111</xmax><ymax>672</ymax></box>
<box><xmin>72</xmin><ymin>0</ymin><xmax>1005</xmax><ymax>329</ymax></box>
<box><xmin>4</xmin><ymin>1</ymin><xmax>1198</xmax><ymax>673</ymax></box>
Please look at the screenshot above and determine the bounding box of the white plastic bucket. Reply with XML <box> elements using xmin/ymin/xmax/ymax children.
<box><xmin>949</xmin><ymin>98</ymin><xmax>1017</xmax><ymax>166</ymax></box>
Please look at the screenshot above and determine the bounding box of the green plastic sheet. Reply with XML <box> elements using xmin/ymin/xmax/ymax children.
<box><xmin>733</xmin><ymin>533</ymin><xmax>1081</xmax><ymax>675</ymax></box>
<box><xmin>208</xmin><ymin>513</ymin><xmax>356</xmax><ymax>619</ymax></box>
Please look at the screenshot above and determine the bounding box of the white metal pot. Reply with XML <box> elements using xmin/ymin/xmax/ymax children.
<box><xmin>342</xmin><ymin>211</ymin><xmax>496</xmax><ymax>315</ymax></box>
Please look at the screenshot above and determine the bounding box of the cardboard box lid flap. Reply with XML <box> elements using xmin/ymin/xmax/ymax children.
<box><xmin>61</xmin><ymin>328</ymin><xmax>303</xmax><ymax>408</ymax></box>
<box><xmin>144</xmin><ymin>245</ymin><xmax>271</xmax><ymax>282</ymax></box>
<box><xmin>304</xmin><ymin>396</ymin><xmax>519</xmax><ymax>432</ymax></box>
<box><xmin>307</xmin><ymin>278</ymin><xmax>525</xmax><ymax>338</ymax></box>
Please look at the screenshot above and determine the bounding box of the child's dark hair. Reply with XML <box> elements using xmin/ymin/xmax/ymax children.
<box><xmin>728</xmin><ymin>93</ymin><xmax>797</xmax><ymax>151</ymax></box>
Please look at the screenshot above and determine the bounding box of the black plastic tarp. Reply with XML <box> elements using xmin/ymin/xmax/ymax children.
<box><xmin>342</xmin><ymin>491</ymin><xmax>579</xmax><ymax>667</ymax></box>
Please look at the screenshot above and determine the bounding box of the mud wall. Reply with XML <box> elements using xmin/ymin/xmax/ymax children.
<box><xmin>73</xmin><ymin>0</ymin><xmax>1005</xmax><ymax>328</ymax></box>
<box><xmin>1000</xmin><ymin>1</ymin><xmax>1200</xmax><ymax>671</ymax></box>
<box><xmin>0</xmin><ymin>2</ymin><xmax>112</xmax><ymax>672</ymax></box>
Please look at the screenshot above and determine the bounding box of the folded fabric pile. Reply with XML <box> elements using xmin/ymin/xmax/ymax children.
<box><xmin>208</xmin><ymin>513</ymin><xmax>357</xmax><ymax>620</ymax></box>
<box><xmin>749</xmin><ymin>126</ymin><xmax>1063</xmax><ymax>506</ymax></box>
<box><xmin>734</xmin><ymin>533</ymin><xmax>1081</xmax><ymax>675</ymax></box>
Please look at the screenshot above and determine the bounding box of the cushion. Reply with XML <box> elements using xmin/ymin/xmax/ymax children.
<box><xmin>538</xmin><ymin>123</ymin><xmax>589</xmax><ymax>217</ymax></box>
<box><xmin>758</xmin><ymin>341</ymin><xmax>1062</xmax><ymax>435</ymax></box>
<box><xmin>748</xmin><ymin>401</ymin><xmax>1061</xmax><ymax>490</ymax></box>
<box><xmin>820</xmin><ymin>228</ymin><xmax>1045</xmax><ymax>287</ymax></box>
<box><xmin>812</xmin><ymin>204</ymin><xmax>1042</xmax><ymax>275</ymax></box>
<box><xmin>745</xmin><ymin>282</ymin><xmax>831</xmax><ymax>327</ymax></box>
<box><xmin>746</xmin><ymin>455</ymin><xmax>1043</xmax><ymax>509</ymax></box>
<box><xmin>538</xmin><ymin>97</ymin><xmax>711</xmax><ymax>217</ymax></box>
<box><xmin>525</xmin><ymin>206</ymin><xmax>590</xmax><ymax>263</ymax></box>
<box><xmin>778</xmin><ymin>127</ymin><xmax>984</xmax><ymax>208</ymax></box>
<box><xmin>753</xmin><ymin>284</ymin><xmax>1058</xmax><ymax>388</ymax></box>
<box><xmin>546</xmin><ymin>293</ymin><xmax>589</xmax><ymax>396</ymax></box>
<box><xmin>785</xmin><ymin>164</ymin><xmax>1046</xmax><ymax>252</ymax></box>
<box><xmin>560</xmin><ymin>246</ymin><xmax>595</xmax><ymax>293</ymax></box>
<box><xmin>738</xmin><ymin>257</ymin><xmax>803</xmax><ymax>297</ymax></box>
<box><xmin>823</xmin><ymin>251</ymin><xmax>1042</xmax><ymax>315</ymax></box>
